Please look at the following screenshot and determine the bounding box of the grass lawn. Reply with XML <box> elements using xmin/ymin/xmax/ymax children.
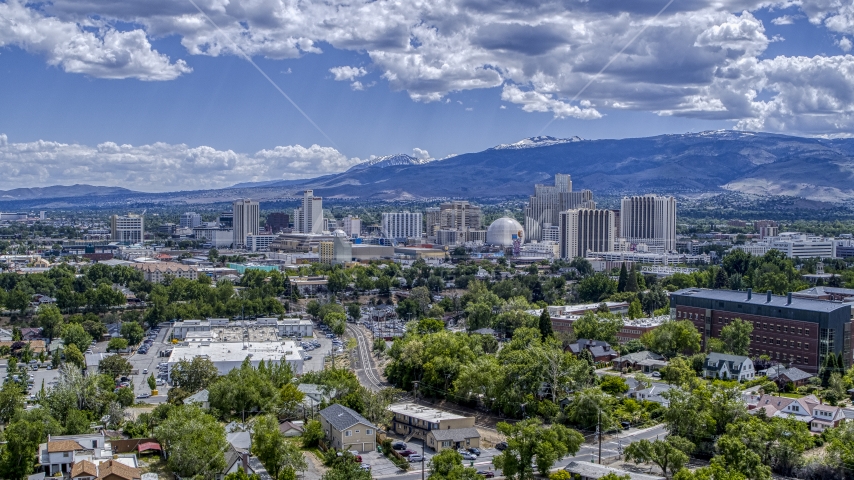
<box><xmin>779</xmin><ymin>392</ymin><xmax>806</xmax><ymax>398</ymax></box>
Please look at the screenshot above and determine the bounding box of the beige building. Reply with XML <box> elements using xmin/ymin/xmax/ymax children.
<box><xmin>318</xmin><ymin>404</ymin><xmax>377</xmax><ymax>453</ymax></box>
<box><xmin>132</xmin><ymin>262</ymin><xmax>198</xmax><ymax>283</ymax></box>
<box><xmin>388</xmin><ymin>403</ymin><xmax>480</xmax><ymax>452</ymax></box>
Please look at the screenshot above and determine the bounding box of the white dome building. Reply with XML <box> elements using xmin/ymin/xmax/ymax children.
<box><xmin>486</xmin><ymin>217</ymin><xmax>524</xmax><ymax>247</ymax></box>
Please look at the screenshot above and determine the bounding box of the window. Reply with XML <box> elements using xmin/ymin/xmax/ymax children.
<box><xmin>346</xmin><ymin>430</ymin><xmax>352</xmax><ymax>437</ymax></box>
<box><xmin>805</xmin><ymin>343</ymin><xmax>809</xmax><ymax>350</ymax></box>
<box><xmin>776</xmin><ymin>338</ymin><xmax>780</xmax><ymax>345</ymax></box>
<box><xmin>355</xmin><ymin>430</ymin><xmax>360</xmax><ymax>433</ymax></box>
<box><xmin>797</xmin><ymin>341</ymin><xmax>802</xmax><ymax>349</ymax></box>
<box><xmin>806</xmin><ymin>329</ymin><xmax>810</xmax><ymax>336</ymax></box>
<box><xmin>792</xmin><ymin>405</ymin><xmax>800</xmax><ymax>412</ymax></box>
<box><xmin>798</xmin><ymin>328</ymin><xmax>803</xmax><ymax>335</ymax></box>
<box><xmin>63</xmin><ymin>452</ymin><xmax>69</xmax><ymax>458</ymax></box>
<box><xmin>366</xmin><ymin>429</ymin><xmax>373</xmax><ymax>435</ymax></box>
<box><xmin>777</xmin><ymin>325</ymin><xmax>781</xmax><ymax>331</ymax></box>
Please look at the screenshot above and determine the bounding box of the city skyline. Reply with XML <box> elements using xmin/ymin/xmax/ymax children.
<box><xmin>1</xmin><ymin>1</ymin><xmax>853</xmax><ymax>191</ymax></box>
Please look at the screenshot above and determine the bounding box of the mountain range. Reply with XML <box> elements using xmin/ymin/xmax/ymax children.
<box><xmin>2</xmin><ymin>131</ymin><xmax>854</xmax><ymax>208</ymax></box>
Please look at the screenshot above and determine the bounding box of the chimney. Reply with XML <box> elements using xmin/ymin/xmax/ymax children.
<box><xmin>787</xmin><ymin>292</ymin><xmax>792</xmax><ymax>305</ymax></box>
<box><xmin>747</xmin><ymin>288</ymin><xmax>752</xmax><ymax>301</ymax></box>
<box><xmin>767</xmin><ymin>291</ymin><xmax>772</xmax><ymax>303</ymax></box>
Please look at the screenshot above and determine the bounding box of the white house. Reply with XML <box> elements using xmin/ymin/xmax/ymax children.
<box><xmin>39</xmin><ymin>434</ymin><xmax>106</xmax><ymax>476</ymax></box>
<box><xmin>703</xmin><ymin>353</ymin><xmax>755</xmax><ymax>382</ymax></box>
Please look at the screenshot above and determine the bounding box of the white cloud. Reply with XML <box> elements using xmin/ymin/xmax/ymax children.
<box><xmin>0</xmin><ymin>0</ymin><xmax>190</xmax><ymax>81</ymax></box>
<box><xmin>501</xmin><ymin>85</ymin><xmax>602</xmax><ymax>119</ymax></box>
<box><xmin>7</xmin><ymin>0</ymin><xmax>854</xmax><ymax>136</ymax></box>
<box><xmin>838</xmin><ymin>37</ymin><xmax>853</xmax><ymax>52</ymax></box>
<box><xmin>412</xmin><ymin>147</ymin><xmax>432</xmax><ymax>160</ymax></box>
<box><xmin>329</xmin><ymin>66</ymin><xmax>367</xmax><ymax>81</ymax></box>
<box><xmin>0</xmin><ymin>135</ymin><xmax>363</xmax><ymax>192</ymax></box>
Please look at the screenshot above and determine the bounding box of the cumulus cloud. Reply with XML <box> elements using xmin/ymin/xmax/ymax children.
<box><xmin>0</xmin><ymin>135</ymin><xmax>363</xmax><ymax>192</ymax></box>
<box><xmin>7</xmin><ymin>0</ymin><xmax>854</xmax><ymax>135</ymax></box>
<box><xmin>838</xmin><ymin>37</ymin><xmax>853</xmax><ymax>52</ymax></box>
<box><xmin>329</xmin><ymin>66</ymin><xmax>367</xmax><ymax>81</ymax></box>
<box><xmin>0</xmin><ymin>0</ymin><xmax>190</xmax><ymax>81</ymax></box>
<box><xmin>412</xmin><ymin>147</ymin><xmax>432</xmax><ymax>160</ymax></box>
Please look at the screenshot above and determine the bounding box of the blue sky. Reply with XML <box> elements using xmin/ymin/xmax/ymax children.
<box><xmin>0</xmin><ymin>0</ymin><xmax>853</xmax><ymax>191</ymax></box>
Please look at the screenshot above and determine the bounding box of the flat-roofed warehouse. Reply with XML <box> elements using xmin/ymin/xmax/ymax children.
<box><xmin>166</xmin><ymin>341</ymin><xmax>304</xmax><ymax>380</ymax></box>
<box><xmin>670</xmin><ymin>288</ymin><xmax>852</xmax><ymax>373</ymax></box>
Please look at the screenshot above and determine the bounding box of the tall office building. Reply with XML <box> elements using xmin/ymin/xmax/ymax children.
<box><xmin>294</xmin><ymin>190</ymin><xmax>323</xmax><ymax>234</ymax></box>
<box><xmin>267</xmin><ymin>212</ymin><xmax>290</xmax><ymax>233</ymax></box>
<box><xmin>620</xmin><ymin>195</ymin><xmax>676</xmax><ymax>253</ymax></box>
<box><xmin>111</xmin><ymin>214</ymin><xmax>144</xmax><ymax>244</ymax></box>
<box><xmin>424</xmin><ymin>207</ymin><xmax>441</xmax><ymax>236</ymax></box>
<box><xmin>233</xmin><ymin>199</ymin><xmax>260</xmax><ymax>249</ymax></box>
<box><xmin>342</xmin><ymin>215</ymin><xmax>361</xmax><ymax>238</ymax></box>
<box><xmin>559</xmin><ymin>209</ymin><xmax>615</xmax><ymax>260</ymax></box>
<box><xmin>382</xmin><ymin>212</ymin><xmax>423</xmax><ymax>240</ymax></box>
<box><xmin>524</xmin><ymin>174</ymin><xmax>595</xmax><ymax>242</ymax></box>
<box><xmin>439</xmin><ymin>201</ymin><xmax>482</xmax><ymax>230</ymax></box>
<box><xmin>179</xmin><ymin>212</ymin><xmax>202</xmax><ymax>229</ymax></box>
<box><xmin>219</xmin><ymin>212</ymin><xmax>233</xmax><ymax>228</ymax></box>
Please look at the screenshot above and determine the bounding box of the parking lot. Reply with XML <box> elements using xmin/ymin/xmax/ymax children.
<box><xmin>128</xmin><ymin>324</ymin><xmax>173</xmax><ymax>403</ymax></box>
<box><xmin>360</xmin><ymin>440</ymin><xmax>501</xmax><ymax>478</ymax></box>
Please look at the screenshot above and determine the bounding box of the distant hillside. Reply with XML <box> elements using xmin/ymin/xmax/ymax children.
<box><xmin>3</xmin><ymin>131</ymin><xmax>854</xmax><ymax>209</ymax></box>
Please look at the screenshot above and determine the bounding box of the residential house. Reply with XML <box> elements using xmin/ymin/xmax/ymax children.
<box><xmin>279</xmin><ymin>421</ymin><xmax>305</xmax><ymax>437</ymax></box>
<box><xmin>762</xmin><ymin>365</ymin><xmax>814</xmax><ymax>388</ymax></box>
<box><xmin>703</xmin><ymin>353</ymin><xmax>755</xmax><ymax>381</ymax></box>
<box><xmin>612</xmin><ymin>351</ymin><xmax>668</xmax><ymax>373</ymax></box>
<box><xmin>95</xmin><ymin>460</ymin><xmax>142</xmax><ymax>480</ymax></box>
<box><xmin>629</xmin><ymin>383</ymin><xmax>674</xmax><ymax>407</ymax></box>
<box><xmin>748</xmin><ymin>394</ymin><xmax>846</xmax><ymax>433</ymax></box>
<box><xmin>298</xmin><ymin>383</ymin><xmax>335</xmax><ymax>413</ymax></box>
<box><xmin>39</xmin><ymin>434</ymin><xmax>106</xmax><ymax>475</ymax></box>
<box><xmin>219</xmin><ymin>445</ymin><xmax>271</xmax><ymax>480</ymax></box>
<box><xmin>427</xmin><ymin>427</ymin><xmax>481</xmax><ymax>453</ymax></box>
<box><xmin>183</xmin><ymin>389</ymin><xmax>210</xmax><ymax>409</ymax></box>
<box><xmin>318</xmin><ymin>404</ymin><xmax>377</xmax><ymax>453</ymax></box>
<box><xmin>568</xmin><ymin>339</ymin><xmax>619</xmax><ymax>363</ymax></box>
<box><xmin>70</xmin><ymin>460</ymin><xmax>98</xmax><ymax>480</ymax></box>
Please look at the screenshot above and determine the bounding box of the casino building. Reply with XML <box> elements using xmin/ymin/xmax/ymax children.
<box><xmin>670</xmin><ymin>288</ymin><xmax>852</xmax><ymax>373</ymax></box>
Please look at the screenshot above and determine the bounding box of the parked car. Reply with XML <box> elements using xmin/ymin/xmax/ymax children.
<box><xmin>495</xmin><ymin>442</ymin><xmax>508</xmax><ymax>451</ymax></box>
<box><xmin>392</xmin><ymin>442</ymin><xmax>406</xmax><ymax>450</ymax></box>
<box><xmin>476</xmin><ymin>471</ymin><xmax>495</xmax><ymax>478</ymax></box>
<box><xmin>143</xmin><ymin>369</ymin><xmax>148</xmax><ymax>374</ymax></box>
<box><xmin>460</xmin><ymin>452</ymin><xmax>477</xmax><ymax>461</ymax></box>
<box><xmin>408</xmin><ymin>454</ymin><xmax>423</xmax><ymax>463</ymax></box>
<box><xmin>399</xmin><ymin>450</ymin><xmax>417</xmax><ymax>457</ymax></box>
<box><xmin>136</xmin><ymin>393</ymin><xmax>151</xmax><ymax>399</ymax></box>
<box><xmin>304</xmin><ymin>355</ymin><xmax>313</xmax><ymax>360</ymax></box>
<box><xmin>468</xmin><ymin>447</ymin><xmax>481</xmax><ymax>456</ymax></box>
<box><xmin>359</xmin><ymin>464</ymin><xmax>371</xmax><ymax>471</ymax></box>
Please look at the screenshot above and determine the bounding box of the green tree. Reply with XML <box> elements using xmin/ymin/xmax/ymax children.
<box><xmin>624</xmin><ymin>266</ymin><xmax>639</xmax><ymax>293</ymax></box>
<box><xmin>577</xmin><ymin>273</ymin><xmax>616</xmax><ymax>302</ymax></box>
<box><xmin>60</xmin><ymin>323</ymin><xmax>92</xmax><ymax>351</ymax></box>
<box><xmin>599</xmin><ymin>375</ymin><xmax>629</xmax><ymax>395</ymax></box>
<box><xmin>617</xmin><ymin>263</ymin><xmax>629</xmax><ymax>293</ymax></box>
<box><xmin>224</xmin><ymin>468</ymin><xmax>260</xmax><ymax>480</ymax></box>
<box><xmin>0</xmin><ymin>380</ymin><xmax>25</xmax><ymax>424</ymax></box>
<box><xmin>428</xmin><ymin>449</ymin><xmax>480</xmax><ymax>480</ymax></box>
<box><xmin>120</xmin><ymin>322</ymin><xmax>145</xmax><ymax>346</ymax></box>
<box><xmin>572</xmin><ymin>312</ymin><xmax>623</xmax><ymax>344</ymax></box>
<box><xmin>641</xmin><ymin>320</ymin><xmax>701</xmax><ymax>358</ymax></box>
<box><xmin>64</xmin><ymin>344</ymin><xmax>85</xmax><ymax>369</ymax></box>
<box><xmin>624</xmin><ymin>436</ymin><xmax>694</xmax><ymax>477</ymax></box>
<box><xmin>321</xmin><ymin>460</ymin><xmax>372</xmax><ymax>480</ymax></box>
<box><xmin>347</xmin><ymin>303</ymin><xmax>362</xmax><ymax>322</ymax></box>
<box><xmin>252</xmin><ymin>414</ymin><xmax>307</xmax><ymax>480</ymax></box>
<box><xmin>719</xmin><ymin>318</ymin><xmax>752</xmax><ymax>356</ymax></box>
<box><xmin>107</xmin><ymin>338</ymin><xmax>129</xmax><ymax>352</ymax></box>
<box><xmin>81</xmin><ymin>319</ymin><xmax>107</xmax><ymax>341</ymax></box>
<box><xmin>37</xmin><ymin>305</ymin><xmax>64</xmax><ymax>340</ymax></box>
<box><xmin>713</xmin><ymin>268</ymin><xmax>729</xmax><ymax>289</ymax></box>
<box><xmin>117</xmin><ymin>385</ymin><xmax>135</xmax><ymax>407</ymax></box>
<box><xmin>302</xmin><ymin>419</ymin><xmax>324</xmax><ymax>448</ymax></box>
<box><xmin>170</xmin><ymin>357</ymin><xmax>220</xmax><ymax>393</ymax></box>
<box><xmin>538</xmin><ymin>308</ymin><xmax>553</xmax><ymax>339</ymax></box>
<box><xmin>0</xmin><ymin>409</ymin><xmax>62</xmax><ymax>478</ymax></box>
<box><xmin>659</xmin><ymin>357</ymin><xmax>698</xmax><ymax>387</ymax></box>
<box><xmin>99</xmin><ymin>354</ymin><xmax>133</xmax><ymax>378</ymax></box>
<box><xmin>627</xmin><ymin>299</ymin><xmax>643</xmax><ymax>320</ymax></box>
<box><xmin>493</xmin><ymin>418</ymin><xmax>584</xmax><ymax>479</ymax></box>
<box><xmin>148</xmin><ymin>374</ymin><xmax>157</xmax><ymax>391</ymax></box>
<box><xmin>711</xmin><ymin>435</ymin><xmax>770</xmax><ymax>480</ymax></box>
<box><xmin>154</xmin><ymin>405</ymin><xmax>227</xmax><ymax>479</ymax></box>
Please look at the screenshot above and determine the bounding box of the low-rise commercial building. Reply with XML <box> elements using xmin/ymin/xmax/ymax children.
<box><xmin>388</xmin><ymin>403</ymin><xmax>478</xmax><ymax>449</ymax></box>
<box><xmin>132</xmin><ymin>262</ymin><xmax>198</xmax><ymax>283</ymax></box>
<box><xmin>171</xmin><ymin>318</ymin><xmax>313</xmax><ymax>340</ymax></box>
<box><xmin>166</xmin><ymin>340</ymin><xmax>304</xmax><ymax>379</ymax></box>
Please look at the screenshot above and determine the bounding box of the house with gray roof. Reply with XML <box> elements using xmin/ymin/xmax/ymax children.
<box><xmin>762</xmin><ymin>365</ymin><xmax>814</xmax><ymax>387</ymax></box>
<box><xmin>427</xmin><ymin>427</ymin><xmax>481</xmax><ymax>453</ymax></box>
<box><xmin>703</xmin><ymin>353</ymin><xmax>755</xmax><ymax>382</ymax></box>
<box><xmin>298</xmin><ymin>383</ymin><xmax>335</xmax><ymax>411</ymax></box>
<box><xmin>568</xmin><ymin>339</ymin><xmax>619</xmax><ymax>363</ymax></box>
<box><xmin>318</xmin><ymin>403</ymin><xmax>377</xmax><ymax>453</ymax></box>
<box><xmin>629</xmin><ymin>383</ymin><xmax>674</xmax><ymax>407</ymax></box>
<box><xmin>612</xmin><ymin>351</ymin><xmax>667</xmax><ymax>373</ymax></box>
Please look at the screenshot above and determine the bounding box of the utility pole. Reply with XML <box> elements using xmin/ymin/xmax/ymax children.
<box><xmin>598</xmin><ymin>409</ymin><xmax>602</xmax><ymax>464</ymax></box>
<box><xmin>413</xmin><ymin>380</ymin><xmax>424</xmax><ymax>480</ymax></box>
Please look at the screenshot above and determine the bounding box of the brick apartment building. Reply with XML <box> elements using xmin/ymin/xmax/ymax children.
<box><xmin>670</xmin><ymin>288</ymin><xmax>852</xmax><ymax>373</ymax></box>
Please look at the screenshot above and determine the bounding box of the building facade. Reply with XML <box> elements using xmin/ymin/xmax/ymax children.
<box><xmin>132</xmin><ymin>262</ymin><xmax>198</xmax><ymax>283</ymax></box>
<box><xmin>439</xmin><ymin>201</ymin><xmax>482</xmax><ymax>231</ymax></box>
<box><xmin>382</xmin><ymin>212</ymin><xmax>422</xmax><ymax>240</ymax></box>
<box><xmin>232</xmin><ymin>199</ymin><xmax>260</xmax><ymax>249</ymax></box>
<box><xmin>559</xmin><ymin>208</ymin><xmax>615</xmax><ymax>260</ymax></box>
<box><xmin>670</xmin><ymin>288</ymin><xmax>852</xmax><ymax>373</ymax></box>
<box><xmin>620</xmin><ymin>195</ymin><xmax>677</xmax><ymax>253</ymax></box>
<box><xmin>524</xmin><ymin>174</ymin><xmax>595</xmax><ymax>242</ymax></box>
<box><xmin>193</xmin><ymin>227</ymin><xmax>234</xmax><ymax>248</ymax></box>
<box><xmin>267</xmin><ymin>212</ymin><xmax>290</xmax><ymax>233</ymax></box>
<box><xmin>180</xmin><ymin>212</ymin><xmax>202</xmax><ymax>229</ymax></box>
<box><xmin>342</xmin><ymin>215</ymin><xmax>361</xmax><ymax>237</ymax></box>
<box><xmin>110</xmin><ymin>214</ymin><xmax>144</xmax><ymax>244</ymax></box>
<box><xmin>245</xmin><ymin>234</ymin><xmax>276</xmax><ymax>252</ymax></box>
<box><xmin>294</xmin><ymin>190</ymin><xmax>323</xmax><ymax>234</ymax></box>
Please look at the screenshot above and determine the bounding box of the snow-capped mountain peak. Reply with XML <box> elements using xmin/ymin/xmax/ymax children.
<box><xmin>347</xmin><ymin>154</ymin><xmax>432</xmax><ymax>171</ymax></box>
<box><xmin>491</xmin><ymin>135</ymin><xmax>583</xmax><ymax>150</ymax></box>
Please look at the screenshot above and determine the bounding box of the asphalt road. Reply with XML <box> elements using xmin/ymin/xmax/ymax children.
<box><xmin>347</xmin><ymin>323</ymin><xmax>387</xmax><ymax>392</ymax></box>
<box><xmin>130</xmin><ymin>324</ymin><xmax>173</xmax><ymax>404</ymax></box>
<box><xmin>374</xmin><ymin>424</ymin><xmax>669</xmax><ymax>479</ymax></box>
